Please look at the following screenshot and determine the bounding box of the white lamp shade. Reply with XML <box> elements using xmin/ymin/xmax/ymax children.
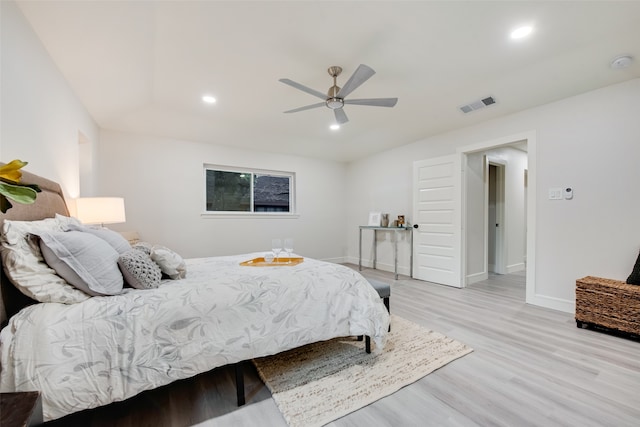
<box><xmin>75</xmin><ymin>197</ymin><xmax>126</xmax><ymax>225</ymax></box>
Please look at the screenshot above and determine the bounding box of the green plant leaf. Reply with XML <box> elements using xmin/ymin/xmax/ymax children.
<box><xmin>0</xmin><ymin>181</ymin><xmax>38</xmax><ymax>205</ymax></box>
<box><xmin>0</xmin><ymin>178</ymin><xmax>41</xmax><ymax>193</ymax></box>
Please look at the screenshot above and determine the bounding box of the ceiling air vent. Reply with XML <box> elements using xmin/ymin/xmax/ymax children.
<box><xmin>459</xmin><ymin>96</ymin><xmax>496</xmax><ymax>114</ymax></box>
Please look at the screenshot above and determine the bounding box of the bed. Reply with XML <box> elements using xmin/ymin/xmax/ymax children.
<box><xmin>0</xmin><ymin>167</ymin><xmax>390</xmax><ymax>421</ymax></box>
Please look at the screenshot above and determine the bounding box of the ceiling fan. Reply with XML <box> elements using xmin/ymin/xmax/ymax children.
<box><xmin>279</xmin><ymin>64</ymin><xmax>398</xmax><ymax>125</ymax></box>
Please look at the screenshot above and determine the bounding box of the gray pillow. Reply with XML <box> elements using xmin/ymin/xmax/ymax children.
<box><xmin>37</xmin><ymin>231</ymin><xmax>124</xmax><ymax>296</ymax></box>
<box><xmin>118</xmin><ymin>249</ymin><xmax>162</xmax><ymax>289</ymax></box>
<box><xmin>67</xmin><ymin>223</ymin><xmax>131</xmax><ymax>254</ymax></box>
<box><xmin>132</xmin><ymin>241</ymin><xmax>152</xmax><ymax>255</ymax></box>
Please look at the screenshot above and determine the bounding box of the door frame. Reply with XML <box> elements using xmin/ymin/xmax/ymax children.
<box><xmin>457</xmin><ymin>131</ymin><xmax>536</xmax><ymax>306</ymax></box>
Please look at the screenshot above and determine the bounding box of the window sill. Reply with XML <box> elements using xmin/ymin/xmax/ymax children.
<box><xmin>201</xmin><ymin>212</ymin><xmax>300</xmax><ymax>219</ymax></box>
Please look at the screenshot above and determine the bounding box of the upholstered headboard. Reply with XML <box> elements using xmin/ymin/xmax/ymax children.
<box><xmin>0</xmin><ymin>164</ymin><xmax>70</xmax><ymax>326</ymax></box>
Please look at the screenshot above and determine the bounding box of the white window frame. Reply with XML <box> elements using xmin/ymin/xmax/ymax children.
<box><xmin>202</xmin><ymin>164</ymin><xmax>298</xmax><ymax>218</ymax></box>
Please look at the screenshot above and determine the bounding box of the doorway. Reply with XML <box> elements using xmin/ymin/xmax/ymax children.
<box><xmin>462</xmin><ymin>139</ymin><xmax>529</xmax><ymax>291</ymax></box>
<box><xmin>412</xmin><ymin>131</ymin><xmax>535</xmax><ymax>304</ymax></box>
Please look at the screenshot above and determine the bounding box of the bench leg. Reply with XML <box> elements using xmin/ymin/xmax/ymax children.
<box><xmin>384</xmin><ymin>297</ymin><xmax>390</xmax><ymax>331</ymax></box>
<box><xmin>235</xmin><ymin>361</ymin><xmax>245</xmax><ymax>406</ymax></box>
<box><xmin>359</xmin><ymin>294</ymin><xmax>390</xmax><ymax>352</ymax></box>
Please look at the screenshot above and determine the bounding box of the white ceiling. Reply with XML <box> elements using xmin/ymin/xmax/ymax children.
<box><xmin>17</xmin><ymin>1</ymin><xmax>640</xmax><ymax>162</ymax></box>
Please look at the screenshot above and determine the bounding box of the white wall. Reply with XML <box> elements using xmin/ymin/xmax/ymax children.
<box><xmin>498</xmin><ymin>147</ymin><xmax>527</xmax><ymax>274</ymax></box>
<box><xmin>98</xmin><ymin>130</ymin><xmax>348</xmax><ymax>261</ymax></box>
<box><xmin>465</xmin><ymin>151</ymin><xmax>485</xmax><ymax>280</ymax></box>
<box><xmin>347</xmin><ymin>78</ymin><xmax>640</xmax><ymax>312</ymax></box>
<box><xmin>1</xmin><ymin>1</ymin><xmax>99</xmax><ymax>198</ymax></box>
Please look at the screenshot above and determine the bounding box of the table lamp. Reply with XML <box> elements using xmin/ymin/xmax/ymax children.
<box><xmin>75</xmin><ymin>197</ymin><xmax>126</xmax><ymax>227</ymax></box>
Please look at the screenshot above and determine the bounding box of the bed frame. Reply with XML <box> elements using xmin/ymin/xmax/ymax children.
<box><xmin>0</xmin><ymin>166</ymin><xmax>258</xmax><ymax>407</ymax></box>
<box><xmin>0</xmin><ymin>165</ymin><xmax>70</xmax><ymax>327</ymax></box>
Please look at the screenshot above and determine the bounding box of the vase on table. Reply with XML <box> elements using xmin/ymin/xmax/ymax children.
<box><xmin>381</xmin><ymin>213</ymin><xmax>389</xmax><ymax>227</ymax></box>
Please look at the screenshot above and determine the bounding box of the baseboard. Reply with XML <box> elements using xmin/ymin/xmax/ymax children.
<box><xmin>466</xmin><ymin>271</ymin><xmax>488</xmax><ymax>285</ymax></box>
<box><xmin>507</xmin><ymin>263</ymin><xmax>526</xmax><ymax>274</ymax></box>
<box><xmin>345</xmin><ymin>256</ymin><xmax>412</xmax><ymax>277</ymax></box>
<box><xmin>526</xmin><ymin>293</ymin><xmax>574</xmax><ymax>313</ymax></box>
<box><xmin>322</xmin><ymin>256</ymin><xmax>347</xmax><ymax>264</ymax></box>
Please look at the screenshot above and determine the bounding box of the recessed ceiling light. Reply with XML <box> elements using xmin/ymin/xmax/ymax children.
<box><xmin>202</xmin><ymin>95</ymin><xmax>216</xmax><ymax>104</ymax></box>
<box><xmin>510</xmin><ymin>25</ymin><xmax>533</xmax><ymax>40</ymax></box>
<box><xmin>330</xmin><ymin>124</ymin><xmax>340</xmax><ymax>131</ymax></box>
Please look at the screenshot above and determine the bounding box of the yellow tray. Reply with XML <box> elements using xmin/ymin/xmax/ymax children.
<box><xmin>240</xmin><ymin>257</ymin><xmax>304</xmax><ymax>267</ymax></box>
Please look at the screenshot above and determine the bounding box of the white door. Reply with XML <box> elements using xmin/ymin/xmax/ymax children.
<box><xmin>413</xmin><ymin>155</ymin><xmax>462</xmax><ymax>287</ymax></box>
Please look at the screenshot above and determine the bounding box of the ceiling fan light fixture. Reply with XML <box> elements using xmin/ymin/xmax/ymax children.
<box><xmin>326</xmin><ymin>97</ymin><xmax>344</xmax><ymax>110</ymax></box>
<box><xmin>330</xmin><ymin>124</ymin><xmax>340</xmax><ymax>130</ymax></box>
<box><xmin>279</xmin><ymin>64</ymin><xmax>397</xmax><ymax>125</ymax></box>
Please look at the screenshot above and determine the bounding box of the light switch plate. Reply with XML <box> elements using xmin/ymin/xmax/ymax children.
<box><xmin>548</xmin><ymin>188</ymin><xmax>563</xmax><ymax>200</ymax></box>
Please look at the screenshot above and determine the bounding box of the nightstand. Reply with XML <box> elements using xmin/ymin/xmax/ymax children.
<box><xmin>0</xmin><ymin>392</ymin><xmax>43</xmax><ymax>426</ymax></box>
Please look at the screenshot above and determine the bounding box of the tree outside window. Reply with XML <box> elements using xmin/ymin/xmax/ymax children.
<box><xmin>205</xmin><ymin>167</ymin><xmax>293</xmax><ymax>213</ymax></box>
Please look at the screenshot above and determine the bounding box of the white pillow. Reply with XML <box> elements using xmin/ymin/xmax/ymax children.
<box><xmin>38</xmin><ymin>231</ymin><xmax>124</xmax><ymax>296</ymax></box>
<box><xmin>66</xmin><ymin>223</ymin><xmax>131</xmax><ymax>254</ymax></box>
<box><xmin>150</xmin><ymin>245</ymin><xmax>187</xmax><ymax>279</ymax></box>
<box><xmin>0</xmin><ymin>216</ymin><xmax>90</xmax><ymax>304</ymax></box>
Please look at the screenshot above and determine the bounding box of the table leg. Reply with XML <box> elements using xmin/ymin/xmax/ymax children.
<box><xmin>373</xmin><ymin>230</ymin><xmax>377</xmax><ymax>270</ymax></box>
<box><xmin>410</xmin><ymin>228</ymin><xmax>414</xmax><ymax>278</ymax></box>
<box><xmin>358</xmin><ymin>228</ymin><xmax>362</xmax><ymax>271</ymax></box>
<box><xmin>394</xmin><ymin>230</ymin><xmax>398</xmax><ymax>280</ymax></box>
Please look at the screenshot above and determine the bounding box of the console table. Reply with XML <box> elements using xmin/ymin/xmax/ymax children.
<box><xmin>359</xmin><ymin>226</ymin><xmax>413</xmax><ymax>279</ymax></box>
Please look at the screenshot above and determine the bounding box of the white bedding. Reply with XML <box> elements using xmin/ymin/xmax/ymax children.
<box><xmin>0</xmin><ymin>253</ymin><xmax>389</xmax><ymax>421</ymax></box>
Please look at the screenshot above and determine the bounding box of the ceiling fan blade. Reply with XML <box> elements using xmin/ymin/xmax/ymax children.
<box><xmin>334</xmin><ymin>108</ymin><xmax>349</xmax><ymax>125</ymax></box>
<box><xmin>283</xmin><ymin>102</ymin><xmax>326</xmax><ymax>113</ymax></box>
<box><xmin>344</xmin><ymin>98</ymin><xmax>398</xmax><ymax>107</ymax></box>
<box><xmin>279</xmin><ymin>78</ymin><xmax>327</xmax><ymax>100</ymax></box>
<box><xmin>336</xmin><ymin>64</ymin><xmax>375</xmax><ymax>98</ymax></box>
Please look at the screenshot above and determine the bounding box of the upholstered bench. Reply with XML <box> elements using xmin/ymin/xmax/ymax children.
<box><xmin>362</xmin><ymin>278</ymin><xmax>391</xmax><ymax>353</ymax></box>
<box><xmin>368</xmin><ymin>278</ymin><xmax>390</xmax><ymax>313</ymax></box>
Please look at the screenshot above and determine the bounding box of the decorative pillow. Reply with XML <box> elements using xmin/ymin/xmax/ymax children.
<box><xmin>66</xmin><ymin>223</ymin><xmax>131</xmax><ymax>254</ymax></box>
<box><xmin>37</xmin><ymin>231</ymin><xmax>124</xmax><ymax>296</ymax></box>
<box><xmin>118</xmin><ymin>249</ymin><xmax>162</xmax><ymax>289</ymax></box>
<box><xmin>0</xmin><ymin>217</ymin><xmax>90</xmax><ymax>304</ymax></box>
<box><xmin>150</xmin><ymin>245</ymin><xmax>187</xmax><ymax>279</ymax></box>
<box><xmin>132</xmin><ymin>241</ymin><xmax>152</xmax><ymax>255</ymax></box>
<box><xmin>627</xmin><ymin>251</ymin><xmax>640</xmax><ymax>285</ymax></box>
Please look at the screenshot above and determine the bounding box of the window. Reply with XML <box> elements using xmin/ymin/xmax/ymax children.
<box><xmin>204</xmin><ymin>165</ymin><xmax>295</xmax><ymax>214</ymax></box>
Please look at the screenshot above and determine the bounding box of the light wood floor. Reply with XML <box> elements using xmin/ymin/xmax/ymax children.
<box><xmin>46</xmin><ymin>267</ymin><xmax>640</xmax><ymax>427</ymax></box>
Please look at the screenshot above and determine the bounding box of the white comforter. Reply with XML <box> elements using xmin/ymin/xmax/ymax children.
<box><xmin>0</xmin><ymin>253</ymin><xmax>389</xmax><ymax>421</ymax></box>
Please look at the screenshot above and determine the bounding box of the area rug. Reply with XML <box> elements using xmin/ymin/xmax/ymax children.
<box><xmin>252</xmin><ymin>315</ymin><xmax>473</xmax><ymax>427</ymax></box>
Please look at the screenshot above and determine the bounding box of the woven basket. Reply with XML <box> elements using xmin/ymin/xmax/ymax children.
<box><xmin>575</xmin><ymin>276</ymin><xmax>640</xmax><ymax>336</ymax></box>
